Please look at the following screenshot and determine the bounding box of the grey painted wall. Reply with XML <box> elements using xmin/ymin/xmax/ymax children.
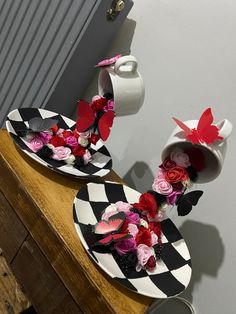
<box><xmin>84</xmin><ymin>1</ymin><xmax>236</xmax><ymax>313</ymax></box>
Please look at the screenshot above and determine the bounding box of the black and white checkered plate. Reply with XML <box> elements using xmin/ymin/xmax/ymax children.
<box><xmin>73</xmin><ymin>181</ymin><xmax>192</xmax><ymax>298</ymax></box>
<box><xmin>6</xmin><ymin>108</ymin><xmax>112</xmax><ymax>179</ymax></box>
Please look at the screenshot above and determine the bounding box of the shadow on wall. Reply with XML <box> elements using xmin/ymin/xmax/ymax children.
<box><xmin>108</xmin><ymin>18</ymin><xmax>136</xmax><ymax>56</ymax></box>
<box><xmin>119</xmin><ymin>124</ymin><xmax>157</xmax><ymax>192</ymax></box>
<box><xmin>120</xmin><ymin>126</ymin><xmax>165</xmax><ymax>192</ymax></box>
<box><xmin>148</xmin><ymin>220</ymin><xmax>224</xmax><ymax>314</ymax></box>
<box><xmin>118</xmin><ymin>115</ymin><xmax>164</xmax><ymax>192</ymax></box>
<box><xmin>71</xmin><ymin>18</ymin><xmax>137</xmax><ymax>120</ymax></box>
<box><xmin>180</xmin><ymin>220</ymin><xmax>225</xmax><ymax>302</ymax></box>
<box><xmin>123</xmin><ymin>161</ymin><xmax>154</xmax><ymax>193</ymax></box>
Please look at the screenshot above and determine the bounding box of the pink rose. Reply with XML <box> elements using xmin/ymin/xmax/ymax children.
<box><xmin>28</xmin><ymin>136</ymin><xmax>44</xmax><ymax>152</ymax></box>
<box><xmin>125</xmin><ymin>211</ymin><xmax>140</xmax><ymax>225</ymax></box>
<box><xmin>115</xmin><ymin>201</ymin><xmax>132</xmax><ymax>212</ymax></box>
<box><xmin>83</xmin><ymin>150</ymin><xmax>92</xmax><ymax>165</ymax></box>
<box><xmin>152</xmin><ymin>169</ymin><xmax>165</xmax><ymax>189</ymax></box>
<box><xmin>56</xmin><ymin>128</ymin><xmax>65</xmax><ymax>136</ymax></box>
<box><xmin>39</xmin><ymin>131</ymin><xmax>52</xmax><ymax>144</ymax></box>
<box><xmin>128</xmin><ymin>224</ymin><xmax>139</xmax><ymax>237</ymax></box>
<box><xmin>65</xmin><ymin>136</ymin><xmax>78</xmax><ymax>148</ymax></box>
<box><xmin>152</xmin><ymin>178</ymin><xmax>173</xmax><ymax>195</ymax></box>
<box><xmin>114</xmin><ymin>237</ymin><xmax>137</xmax><ymax>256</ymax></box>
<box><xmin>170</xmin><ymin>149</ymin><xmax>191</xmax><ymax>168</ymax></box>
<box><xmin>157</xmin><ymin>168</ymin><xmax>166</xmax><ymax>179</ymax></box>
<box><xmin>104</xmin><ymin>99</ymin><xmax>115</xmax><ymax>112</ymax></box>
<box><xmin>52</xmin><ymin>146</ymin><xmax>71</xmax><ymax>160</ymax></box>
<box><xmin>92</xmin><ymin>95</ymin><xmax>102</xmax><ymax>102</ymax></box>
<box><xmin>166</xmin><ymin>190</ymin><xmax>183</xmax><ymax>205</ymax></box>
<box><xmin>136</xmin><ymin>244</ymin><xmax>153</xmax><ymax>270</ymax></box>
<box><xmin>151</xmin><ymin>231</ymin><xmax>158</xmax><ymax>246</ymax></box>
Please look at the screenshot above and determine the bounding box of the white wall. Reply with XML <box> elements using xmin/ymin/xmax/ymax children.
<box><xmin>85</xmin><ymin>1</ymin><xmax>236</xmax><ymax>313</ymax></box>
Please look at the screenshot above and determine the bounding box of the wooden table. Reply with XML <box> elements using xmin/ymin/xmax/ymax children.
<box><xmin>0</xmin><ymin>130</ymin><xmax>153</xmax><ymax>313</ymax></box>
<box><xmin>0</xmin><ymin>248</ymin><xmax>31</xmax><ymax>313</ymax></box>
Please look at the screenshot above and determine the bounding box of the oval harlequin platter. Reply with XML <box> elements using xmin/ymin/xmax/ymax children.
<box><xmin>6</xmin><ymin>108</ymin><xmax>112</xmax><ymax>179</ymax></box>
<box><xmin>73</xmin><ymin>181</ymin><xmax>192</xmax><ymax>298</ymax></box>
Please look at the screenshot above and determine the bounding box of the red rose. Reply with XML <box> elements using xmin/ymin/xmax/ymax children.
<box><xmin>49</xmin><ymin>136</ymin><xmax>66</xmax><ymax>147</ymax></box>
<box><xmin>91</xmin><ymin>97</ymin><xmax>107</xmax><ymax>112</ymax></box>
<box><xmin>149</xmin><ymin>222</ymin><xmax>162</xmax><ymax>239</ymax></box>
<box><xmin>135</xmin><ymin>227</ymin><xmax>152</xmax><ymax>247</ymax></box>
<box><xmin>133</xmin><ymin>193</ymin><xmax>157</xmax><ymax>218</ymax></box>
<box><xmin>50</xmin><ymin>124</ymin><xmax>58</xmax><ymax>133</ymax></box>
<box><xmin>160</xmin><ymin>157</ymin><xmax>176</xmax><ymax>170</ymax></box>
<box><xmin>185</xmin><ymin>147</ymin><xmax>206</xmax><ymax>172</ymax></box>
<box><xmin>72</xmin><ymin>129</ymin><xmax>80</xmax><ymax>138</ymax></box>
<box><xmin>89</xmin><ymin>133</ymin><xmax>100</xmax><ymax>145</ymax></box>
<box><xmin>165</xmin><ymin>166</ymin><xmax>188</xmax><ymax>183</ymax></box>
<box><xmin>62</xmin><ymin>130</ymin><xmax>72</xmax><ymax>138</ymax></box>
<box><xmin>172</xmin><ymin>182</ymin><xmax>183</xmax><ymax>191</ymax></box>
<box><xmin>72</xmin><ymin>145</ymin><xmax>86</xmax><ymax>157</ymax></box>
<box><xmin>146</xmin><ymin>255</ymin><xmax>156</xmax><ymax>270</ymax></box>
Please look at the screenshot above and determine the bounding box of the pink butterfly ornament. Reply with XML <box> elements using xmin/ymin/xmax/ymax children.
<box><xmin>93</xmin><ymin>212</ymin><xmax>125</xmax><ymax>235</ymax></box>
<box><xmin>95</xmin><ymin>54</ymin><xmax>122</xmax><ymax>67</ymax></box>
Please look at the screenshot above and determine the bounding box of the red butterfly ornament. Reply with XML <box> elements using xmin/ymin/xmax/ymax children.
<box><xmin>93</xmin><ymin>212</ymin><xmax>131</xmax><ymax>246</ymax></box>
<box><xmin>76</xmin><ymin>100</ymin><xmax>114</xmax><ymax>141</ymax></box>
<box><xmin>96</xmin><ymin>233</ymin><xmax>132</xmax><ymax>246</ymax></box>
<box><xmin>173</xmin><ymin>108</ymin><xmax>223</xmax><ymax>144</ymax></box>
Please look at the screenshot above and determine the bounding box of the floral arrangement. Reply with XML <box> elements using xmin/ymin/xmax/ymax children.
<box><xmin>93</xmin><ymin>200</ymin><xmax>163</xmax><ymax>272</ymax></box>
<box><xmin>91</xmin><ymin>107</ymin><xmax>226</xmax><ymax>273</ymax></box>
<box><xmin>92</xmin><ymin>146</ymin><xmax>205</xmax><ymax>272</ymax></box>
<box><xmin>20</xmin><ymin>93</ymin><xmax>115</xmax><ymax>169</ymax></box>
<box><xmin>152</xmin><ymin>147</ymin><xmax>205</xmax><ymax>216</ymax></box>
<box><xmin>25</xmin><ymin>122</ymin><xmax>92</xmax><ymax>168</ymax></box>
<box><xmin>19</xmin><ymin>55</ymin><xmax>121</xmax><ymax>169</ymax></box>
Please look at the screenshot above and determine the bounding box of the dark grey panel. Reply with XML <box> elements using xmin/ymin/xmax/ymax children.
<box><xmin>0</xmin><ymin>0</ymin><xmax>133</xmax><ymax>126</ymax></box>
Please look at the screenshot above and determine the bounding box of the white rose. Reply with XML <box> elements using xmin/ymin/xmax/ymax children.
<box><xmin>78</xmin><ymin>137</ymin><xmax>89</xmax><ymax>147</ymax></box>
<box><xmin>104</xmin><ymin>204</ymin><xmax>118</xmax><ymax>213</ymax></box>
<box><xmin>140</xmin><ymin>219</ymin><xmax>148</xmax><ymax>229</ymax></box>
<box><xmin>182</xmin><ymin>179</ymin><xmax>194</xmax><ymax>189</ymax></box>
<box><xmin>47</xmin><ymin>143</ymin><xmax>54</xmax><ymax>150</ymax></box>
<box><xmin>65</xmin><ymin>154</ymin><xmax>75</xmax><ymax>165</ymax></box>
<box><xmin>25</xmin><ymin>131</ymin><xmax>35</xmax><ymax>141</ymax></box>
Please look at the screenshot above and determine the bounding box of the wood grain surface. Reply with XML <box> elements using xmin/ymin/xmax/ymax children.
<box><xmin>0</xmin><ymin>130</ymin><xmax>153</xmax><ymax>313</ymax></box>
<box><xmin>12</xmin><ymin>236</ymin><xmax>81</xmax><ymax>313</ymax></box>
<box><xmin>0</xmin><ymin>191</ymin><xmax>27</xmax><ymax>263</ymax></box>
<box><xmin>0</xmin><ymin>249</ymin><xmax>31</xmax><ymax>314</ymax></box>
